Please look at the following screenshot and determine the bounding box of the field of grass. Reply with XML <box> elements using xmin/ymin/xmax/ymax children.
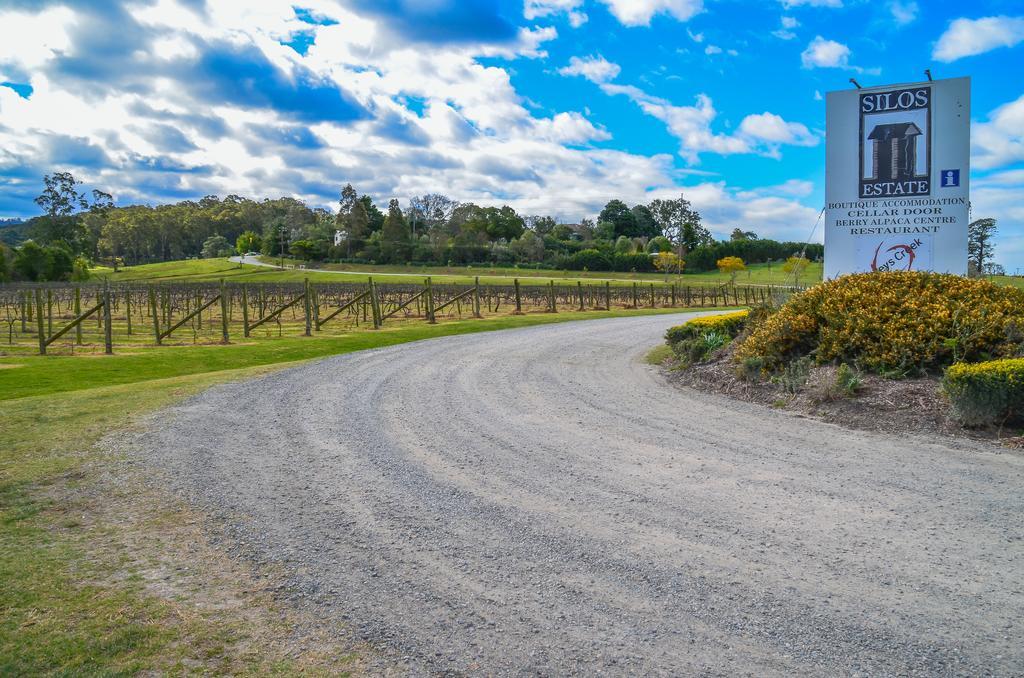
<box><xmin>91</xmin><ymin>257</ymin><xmax>824</xmax><ymax>287</ymax></box>
<box><xmin>1</xmin><ymin>305</ymin><xmax>730</xmax><ymax>674</ymax></box>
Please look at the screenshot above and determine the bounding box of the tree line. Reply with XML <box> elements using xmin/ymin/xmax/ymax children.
<box><xmin>1</xmin><ymin>171</ymin><xmax>830</xmax><ymax>282</ymax></box>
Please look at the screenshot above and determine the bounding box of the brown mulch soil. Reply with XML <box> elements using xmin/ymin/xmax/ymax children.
<box><xmin>663</xmin><ymin>344</ymin><xmax>1020</xmax><ymax>445</ymax></box>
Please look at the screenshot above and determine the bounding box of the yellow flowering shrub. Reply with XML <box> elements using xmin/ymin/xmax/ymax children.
<box><xmin>735</xmin><ymin>272</ymin><xmax>1024</xmax><ymax>372</ymax></box>
<box><xmin>944</xmin><ymin>359</ymin><xmax>1024</xmax><ymax>425</ymax></box>
<box><xmin>665</xmin><ymin>310</ymin><xmax>750</xmax><ymax>344</ymax></box>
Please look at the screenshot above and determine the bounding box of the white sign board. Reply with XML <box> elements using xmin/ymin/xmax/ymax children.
<box><xmin>824</xmin><ymin>77</ymin><xmax>970</xmax><ymax>278</ymax></box>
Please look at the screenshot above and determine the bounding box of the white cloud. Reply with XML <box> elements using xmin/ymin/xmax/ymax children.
<box><xmin>687</xmin><ymin>28</ymin><xmax>704</xmax><ymax>43</ymax></box>
<box><xmin>704</xmin><ymin>45</ymin><xmax>722</xmax><ymax>55</ymax></box>
<box><xmin>801</xmin><ymin>35</ymin><xmax>850</xmax><ymax>68</ymax></box>
<box><xmin>598</xmin><ymin>83</ymin><xmax>818</xmax><ymax>162</ymax></box>
<box><xmin>523</xmin><ymin>0</ymin><xmax>587</xmax><ymax>27</ymax></box>
<box><xmin>738</xmin><ymin>112</ymin><xmax>817</xmax><ymax>147</ymax></box>
<box><xmin>889</xmin><ymin>1</ymin><xmax>918</xmax><ymax>26</ymax></box>
<box><xmin>599</xmin><ymin>85</ymin><xmax>749</xmax><ymax>161</ymax></box>
<box><xmin>597</xmin><ymin>0</ymin><xmax>703</xmax><ymax>27</ymax></box>
<box><xmin>0</xmin><ymin>6</ymin><xmax>76</xmax><ymax>71</ymax></box>
<box><xmin>933</xmin><ymin>15</ymin><xmax>1024</xmax><ymax>62</ymax></box>
<box><xmin>650</xmin><ymin>182</ymin><xmax>821</xmax><ymax>242</ymax></box>
<box><xmin>533</xmin><ymin>111</ymin><xmax>612</xmax><ymax>143</ymax></box>
<box><xmin>772</xmin><ymin>16</ymin><xmax>799</xmax><ymax>40</ymax></box>
<box><xmin>972</xmin><ymin>93</ymin><xmax>1024</xmax><ymax>170</ymax></box>
<box><xmin>558</xmin><ymin>55</ymin><xmax>621</xmax><ymax>83</ymax></box>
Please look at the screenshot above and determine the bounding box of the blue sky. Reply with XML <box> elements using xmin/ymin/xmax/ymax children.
<box><xmin>0</xmin><ymin>0</ymin><xmax>1022</xmax><ymax>265</ymax></box>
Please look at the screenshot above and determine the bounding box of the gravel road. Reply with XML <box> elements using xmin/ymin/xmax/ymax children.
<box><xmin>135</xmin><ymin>313</ymin><xmax>1024</xmax><ymax>676</ymax></box>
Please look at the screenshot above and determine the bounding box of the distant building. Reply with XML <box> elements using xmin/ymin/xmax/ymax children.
<box><xmin>334</xmin><ymin>229</ymin><xmax>344</xmax><ymax>246</ymax></box>
<box><xmin>867</xmin><ymin>122</ymin><xmax>922</xmax><ymax>182</ymax></box>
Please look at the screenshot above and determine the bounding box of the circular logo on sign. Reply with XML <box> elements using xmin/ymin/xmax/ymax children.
<box><xmin>871</xmin><ymin>241</ymin><xmax>917</xmax><ymax>272</ymax></box>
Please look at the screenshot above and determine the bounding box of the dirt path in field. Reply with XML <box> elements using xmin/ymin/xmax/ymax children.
<box><xmin>132</xmin><ymin>313</ymin><xmax>1024</xmax><ymax>676</ymax></box>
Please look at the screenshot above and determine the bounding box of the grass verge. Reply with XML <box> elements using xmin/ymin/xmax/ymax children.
<box><xmin>644</xmin><ymin>344</ymin><xmax>675</xmax><ymax>366</ymax></box>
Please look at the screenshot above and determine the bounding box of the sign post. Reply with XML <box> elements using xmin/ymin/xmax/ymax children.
<box><xmin>824</xmin><ymin>77</ymin><xmax>970</xmax><ymax>278</ymax></box>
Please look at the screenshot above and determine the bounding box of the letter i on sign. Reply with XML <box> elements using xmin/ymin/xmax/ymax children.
<box><xmin>941</xmin><ymin>169</ymin><xmax>960</xmax><ymax>187</ymax></box>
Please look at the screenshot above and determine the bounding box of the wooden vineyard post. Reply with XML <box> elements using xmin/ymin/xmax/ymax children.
<box><xmin>650</xmin><ymin>284</ymin><xmax>656</xmax><ymax>308</ymax></box>
<box><xmin>74</xmin><ymin>286</ymin><xmax>83</xmax><ymax>345</ymax></box>
<box><xmin>46</xmin><ymin>289</ymin><xmax>53</xmax><ymax>336</ymax></box>
<box><xmin>149</xmin><ymin>286</ymin><xmax>162</xmax><ymax>345</ymax></box>
<box><xmin>102</xmin><ymin>281</ymin><xmax>113</xmax><ymax>355</ymax></box>
<box><xmin>631</xmin><ymin>283</ymin><xmax>638</xmax><ymax>309</ymax></box>
<box><xmin>473</xmin><ymin>277</ymin><xmax>482</xmax><ymax>318</ymax></box>
<box><xmin>312</xmin><ymin>284</ymin><xmax>320</xmax><ymax>330</ymax></box>
<box><xmin>604</xmin><ymin>281</ymin><xmax>611</xmax><ymax>310</ymax></box>
<box><xmin>513</xmin><ymin>278</ymin><xmax>523</xmax><ymax>315</ymax></box>
<box><xmin>35</xmin><ymin>289</ymin><xmax>45</xmax><ymax>355</ymax></box>
<box><xmin>548</xmin><ymin>280</ymin><xmax>557</xmax><ymax>313</ymax></box>
<box><xmin>125</xmin><ymin>290</ymin><xmax>132</xmax><ymax>336</ymax></box>
<box><xmin>670</xmin><ymin>283</ymin><xmax>676</xmax><ymax>307</ymax></box>
<box><xmin>220</xmin><ymin>279</ymin><xmax>230</xmax><ymax>343</ymax></box>
<box><xmin>304</xmin><ymin>278</ymin><xmax>313</xmax><ymax>336</ymax></box>
<box><xmin>578</xmin><ymin>281</ymin><xmax>584</xmax><ymax>311</ymax></box>
<box><xmin>368</xmin><ymin>277</ymin><xmax>381</xmax><ymax>330</ymax></box>
<box><xmin>425</xmin><ymin>277</ymin><xmax>436</xmax><ymax>324</ymax></box>
<box><xmin>241</xmin><ymin>285</ymin><xmax>250</xmax><ymax>337</ymax></box>
<box><xmin>21</xmin><ymin>291</ymin><xmax>27</xmax><ymax>333</ymax></box>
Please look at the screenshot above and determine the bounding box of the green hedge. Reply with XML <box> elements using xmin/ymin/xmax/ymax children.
<box><xmin>944</xmin><ymin>358</ymin><xmax>1024</xmax><ymax>426</ymax></box>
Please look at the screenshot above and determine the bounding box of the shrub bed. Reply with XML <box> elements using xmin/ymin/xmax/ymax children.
<box><xmin>665</xmin><ymin>310</ymin><xmax>750</xmax><ymax>366</ymax></box>
<box><xmin>735</xmin><ymin>272</ymin><xmax>1024</xmax><ymax>373</ymax></box>
<box><xmin>665</xmin><ymin>310</ymin><xmax>750</xmax><ymax>344</ymax></box>
<box><xmin>944</xmin><ymin>359</ymin><xmax>1024</xmax><ymax>426</ymax></box>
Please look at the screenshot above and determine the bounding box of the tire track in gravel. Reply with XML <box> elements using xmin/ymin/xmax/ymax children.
<box><xmin>133</xmin><ymin>313</ymin><xmax>1024</xmax><ymax>676</ymax></box>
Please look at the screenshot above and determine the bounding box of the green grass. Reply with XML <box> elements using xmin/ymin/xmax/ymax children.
<box><xmin>0</xmin><ymin>305</ymin><xmax>730</xmax><ymax>673</ymax></box>
<box><xmin>1</xmin><ymin>366</ymin><xmax>359</xmax><ymax>675</ymax></box>
<box><xmin>91</xmin><ymin>257</ymin><xmax>824</xmax><ymax>287</ymax></box>
<box><xmin>0</xmin><ymin>307</ymin><xmax>717</xmax><ymax>400</ymax></box>
<box><xmin>644</xmin><ymin>343</ymin><xmax>675</xmax><ymax>365</ymax></box>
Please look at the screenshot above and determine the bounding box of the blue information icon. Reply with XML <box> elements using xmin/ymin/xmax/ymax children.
<box><xmin>940</xmin><ymin>169</ymin><xmax>960</xmax><ymax>187</ymax></box>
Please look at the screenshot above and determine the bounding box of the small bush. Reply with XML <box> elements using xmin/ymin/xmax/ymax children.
<box><xmin>701</xmin><ymin>329</ymin><xmax>728</xmax><ymax>353</ymax></box>
<box><xmin>671</xmin><ymin>337</ymin><xmax>705</xmax><ymax>365</ymax></box>
<box><xmin>665</xmin><ymin>310</ymin><xmax>750</xmax><ymax>345</ymax></box>
<box><xmin>835</xmin><ymin>363</ymin><xmax>862</xmax><ymax>396</ymax></box>
<box><xmin>805</xmin><ymin>363</ymin><xmax>863</xmax><ymax>403</ymax></box>
<box><xmin>772</xmin><ymin>356</ymin><xmax>812</xmax><ymax>395</ymax></box>
<box><xmin>670</xmin><ymin>330</ymin><xmax>729</xmax><ymax>366</ymax></box>
<box><xmin>943</xmin><ymin>358</ymin><xmax>1024</xmax><ymax>426</ymax></box>
<box><xmin>736</xmin><ymin>356</ymin><xmax>765</xmax><ymax>381</ymax></box>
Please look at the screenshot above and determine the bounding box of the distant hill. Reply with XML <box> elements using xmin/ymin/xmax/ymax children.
<box><xmin>0</xmin><ymin>218</ymin><xmax>30</xmax><ymax>247</ymax></box>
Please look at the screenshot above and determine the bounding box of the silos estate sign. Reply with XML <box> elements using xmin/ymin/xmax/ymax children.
<box><xmin>824</xmin><ymin>77</ymin><xmax>970</xmax><ymax>278</ymax></box>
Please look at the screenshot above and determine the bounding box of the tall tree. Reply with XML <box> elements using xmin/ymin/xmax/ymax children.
<box><xmin>648</xmin><ymin>194</ymin><xmax>708</xmax><ymax>253</ymax></box>
<box><xmin>31</xmin><ymin>172</ymin><xmax>90</xmax><ymax>247</ymax></box>
<box><xmin>630</xmin><ymin>204</ymin><xmax>660</xmax><ymax>239</ymax></box>
<box><xmin>407</xmin><ymin>194</ymin><xmax>458</xmax><ymax>237</ymax></box>
<box><xmin>380</xmin><ymin>198</ymin><xmax>410</xmax><ymax>263</ymax></box>
<box><xmin>359</xmin><ymin>195</ymin><xmax>385</xmax><ymax>233</ymax></box>
<box><xmin>967</xmin><ymin>218</ymin><xmax>997</xmax><ymax>276</ymax></box>
<box><xmin>599</xmin><ymin>199</ymin><xmax>637</xmax><ymax>239</ymax></box>
<box><xmin>337</xmin><ymin>184</ymin><xmax>358</xmax><ymax>216</ymax></box>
